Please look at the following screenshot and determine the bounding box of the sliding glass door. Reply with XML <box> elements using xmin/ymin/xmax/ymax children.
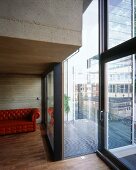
<box><xmin>105</xmin><ymin>56</ymin><xmax>134</xmax><ymax>150</ymax></box>
<box><xmin>98</xmin><ymin>0</ymin><xmax>136</xmax><ymax>169</ymax></box>
<box><xmin>101</xmin><ymin>52</ymin><xmax>136</xmax><ymax>169</ymax></box>
<box><xmin>63</xmin><ymin>0</ymin><xmax>99</xmax><ymax>158</ymax></box>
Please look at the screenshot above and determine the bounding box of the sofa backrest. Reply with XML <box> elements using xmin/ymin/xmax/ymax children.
<box><xmin>0</xmin><ymin>108</ymin><xmax>33</xmax><ymax>121</ymax></box>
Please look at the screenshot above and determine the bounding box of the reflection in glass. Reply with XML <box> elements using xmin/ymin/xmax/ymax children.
<box><xmin>108</xmin><ymin>0</ymin><xmax>133</xmax><ymax>48</ymax></box>
<box><xmin>47</xmin><ymin>71</ymin><xmax>54</xmax><ymax>150</ymax></box>
<box><xmin>105</xmin><ymin>1</ymin><xmax>136</xmax><ymax>169</ymax></box>
<box><xmin>105</xmin><ymin>56</ymin><xmax>133</xmax><ymax>150</ymax></box>
<box><xmin>104</xmin><ymin>56</ymin><xmax>136</xmax><ymax>170</ymax></box>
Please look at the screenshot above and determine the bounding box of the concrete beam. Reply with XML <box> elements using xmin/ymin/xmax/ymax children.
<box><xmin>0</xmin><ymin>0</ymin><xmax>83</xmax><ymax>46</ymax></box>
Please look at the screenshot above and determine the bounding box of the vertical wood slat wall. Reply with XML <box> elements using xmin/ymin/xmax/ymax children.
<box><xmin>0</xmin><ymin>74</ymin><xmax>42</xmax><ymax>123</ymax></box>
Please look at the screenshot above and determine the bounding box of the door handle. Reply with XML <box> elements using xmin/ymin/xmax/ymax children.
<box><xmin>100</xmin><ymin>111</ymin><xmax>104</xmax><ymax>121</ymax></box>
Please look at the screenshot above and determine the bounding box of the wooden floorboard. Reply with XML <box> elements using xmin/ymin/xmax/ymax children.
<box><xmin>0</xmin><ymin>124</ymin><xmax>110</xmax><ymax>170</ymax></box>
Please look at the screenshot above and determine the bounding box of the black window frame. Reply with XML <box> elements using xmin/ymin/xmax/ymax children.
<box><xmin>98</xmin><ymin>0</ymin><xmax>136</xmax><ymax>169</ymax></box>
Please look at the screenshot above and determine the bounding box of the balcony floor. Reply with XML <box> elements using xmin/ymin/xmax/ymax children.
<box><xmin>64</xmin><ymin>119</ymin><xmax>98</xmax><ymax>158</ymax></box>
<box><xmin>0</xmin><ymin>124</ymin><xmax>110</xmax><ymax>170</ymax></box>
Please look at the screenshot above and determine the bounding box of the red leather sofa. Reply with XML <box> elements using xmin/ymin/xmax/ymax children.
<box><xmin>0</xmin><ymin>108</ymin><xmax>40</xmax><ymax>135</ymax></box>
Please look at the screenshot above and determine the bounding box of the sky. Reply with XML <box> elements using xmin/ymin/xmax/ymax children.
<box><xmin>68</xmin><ymin>0</ymin><xmax>98</xmax><ymax>74</ymax></box>
<box><xmin>67</xmin><ymin>0</ymin><xmax>98</xmax><ymax>84</ymax></box>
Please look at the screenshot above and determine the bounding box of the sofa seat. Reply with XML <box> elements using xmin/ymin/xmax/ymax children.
<box><xmin>0</xmin><ymin>121</ymin><xmax>34</xmax><ymax>135</ymax></box>
<box><xmin>0</xmin><ymin>120</ymin><xmax>33</xmax><ymax>127</ymax></box>
<box><xmin>0</xmin><ymin>108</ymin><xmax>40</xmax><ymax>135</ymax></box>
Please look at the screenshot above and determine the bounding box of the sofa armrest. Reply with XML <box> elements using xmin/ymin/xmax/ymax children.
<box><xmin>32</xmin><ymin>108</ymin><xmax>40</xmax><ymax>122</ymax></box>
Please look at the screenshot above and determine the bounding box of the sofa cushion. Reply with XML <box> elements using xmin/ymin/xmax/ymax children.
<box><xmin>0</xmin><ymin>109</ymin><xmax>32</xmax><ymax>121</ymax></box>
<box><xmin>0</xmin><ymin>120</ymin><xmax>33</xmax><ymax>127</ymax></box>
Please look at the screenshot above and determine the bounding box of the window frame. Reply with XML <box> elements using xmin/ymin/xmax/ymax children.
<box><xmin>98</xmin><ymin>0</ymin><xmax>136</xmax><ymax>169</ymax></box>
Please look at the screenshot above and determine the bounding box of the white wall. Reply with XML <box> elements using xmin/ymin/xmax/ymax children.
<box><xmin>0</xmin><ymin>74</ymin><xmax>42</xmax><ymax>123</ymax></box>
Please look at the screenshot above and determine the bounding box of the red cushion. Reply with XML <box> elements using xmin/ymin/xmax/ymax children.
<box><xmin>0</xmin><ymin>120</ymin><xmax>33</xmax><ymax>127</ymax></box>
<box><xmin>0</xmin><ymin>109</ymin><xmax>32</xmax><ymax>120</ymax></box>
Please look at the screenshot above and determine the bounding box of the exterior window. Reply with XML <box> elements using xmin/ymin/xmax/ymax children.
<box><xmin>120</xmin><ymin>85</ymin><xmax>124</xmax><ymax>93</ymax></box>
<box><xmin>105</xmin><ymin>56</ymin><xmax>133</xmax><ymax>150</ymax></box>
<box><xmin>64</xmin><ymin>0</ymin><xmax>98</xmax><ymax>158</ymax></box>
<box><xmin>108</xmin><ymin>0</ymin><xmax>133</xmax><ymax>49</ymax></box>
<box><xmin>125</xmin><ymin>84</ymin><xmax>128</xmax><ymax>93</ymax></box>
<box><xmin>113</xmin><ymin>85</ymin><xmax>115</xmax><ymax>93</ymax></box>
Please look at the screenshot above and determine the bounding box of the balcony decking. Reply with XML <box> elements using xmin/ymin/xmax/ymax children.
<box><xmin>64</xmin><ymin>119</ymin><xmax>98</xmax><ymax>158</ymax></box>
<box><xmin>0</xmin><ymin>124</ymin><xmax>110</xmax><ymax>170</ymax></box>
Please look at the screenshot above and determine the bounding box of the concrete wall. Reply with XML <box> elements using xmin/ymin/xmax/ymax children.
<box><xmin>0</xmin><ymin>75</ymin><xmax>42</xmax><ymax>123</ymax></box>
<box><xmin>0</xmin><ymin>0</ymin><xmax>83</xmax><ymax>46</ymax></box>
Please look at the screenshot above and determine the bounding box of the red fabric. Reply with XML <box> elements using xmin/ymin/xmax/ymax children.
<box><xmin>0</xmin><ymin>108</ymin><xmax>40</xmax><ymax>135</ymax></box>
<box><xmin>48</xmin><ymin>107</ymin><xmax>54</xmax><ymax>116</ymax></box>
<box><xmin>47</xmin><ymin>107</ymin><xmax>54</xmax><ymax>126</ymax></box>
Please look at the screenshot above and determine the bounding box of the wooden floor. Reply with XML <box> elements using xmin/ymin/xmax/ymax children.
<box><xmin>0</xmin><ymin>125</ymin><xmax>110</xmax><ymax>170</ymax></box>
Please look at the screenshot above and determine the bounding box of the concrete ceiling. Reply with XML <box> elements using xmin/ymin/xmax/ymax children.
<box><xmin>0</xmin><ymin>36</ymin><xmax>79</xmax><ymax>75</ymax></box>
<box><xmin>83</xmin><ymin>0</ymin><xmax>93</xmax><ymax>12</ymax></box>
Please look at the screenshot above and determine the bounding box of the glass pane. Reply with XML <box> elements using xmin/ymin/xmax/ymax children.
<box><xmin>105</xmin><ymin>56</ymin><xmax>133</xmax><ymax>150</ymax></box>
<box><xmin>105</xmin><ymin>55</ymin><xmax>136</xmax><ymax>169</ymax></box>
<box><xmin>108</xmin><ymin>0</ymin><xmax>133</xmax><ymax>48</ymax></box>
<box><xmin>47</xmin><ymin>71</ymin><xmax>54</xmax><ymax>150</ymax></box>
<box><xmin>64</xmin><ymin>0</ymin><xmax>98</xmax><ymax>158</ymax></box>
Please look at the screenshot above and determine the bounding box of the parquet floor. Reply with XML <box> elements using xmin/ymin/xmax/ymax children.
<box><xmin>0</xmin><ymin>124</ymin><xmax>110</xmax><ymax>170</ymax></box>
